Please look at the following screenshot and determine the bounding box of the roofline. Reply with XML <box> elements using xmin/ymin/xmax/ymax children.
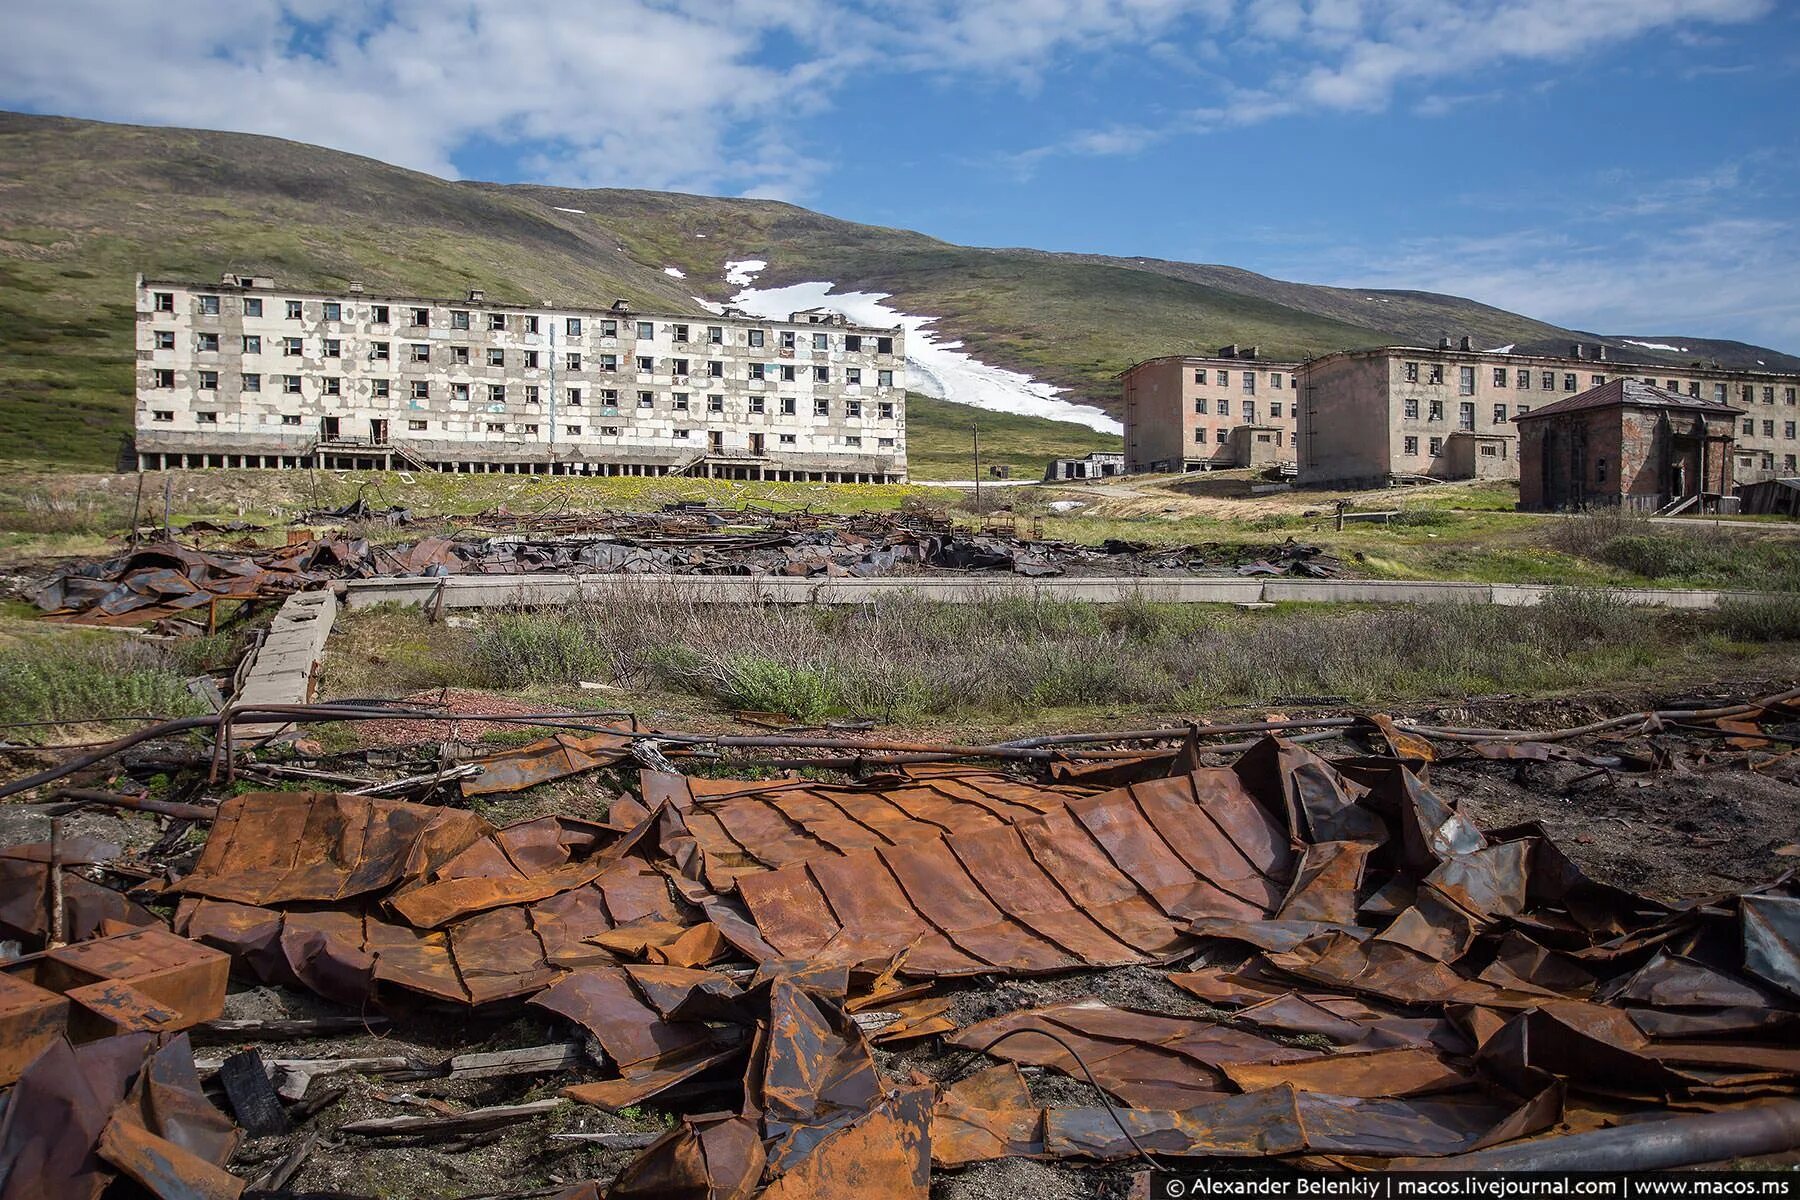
<box><xmin>1115</xmin><ymin>353</ymin><xmax>1303</xmax><ymax>379</ymax></box>
<box><xmin>1295</xmin><ymin>344</ymin><xmax>1800</xmax><ymax>383</ymax></box>
<box><xmin>1511</xmin><ymin>396</ymin><xmax>1745</xmax><ymax>422</ymax></box>
<box><xmin>137</xmin><ymin>275</ymin><xmax>905</xmax><ymax>336</ymax></box>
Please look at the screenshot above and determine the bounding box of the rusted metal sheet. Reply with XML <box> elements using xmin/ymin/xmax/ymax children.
<box><xmin>98</xmin><ymin>1112</ymin><xmax>243</xmax><ymax>1200</ymax></box>
<box><xmin>930</xmin><ymin>1064</ymin><xmax>1045</xmax><ymax>1167</ymax></box>
<box><xmin>607</xmin><ymin>1111</ymin><xmax>765</xmax><ymax>1200</ymax></box>
<box><xmin>729</xmin><ymin>769</ymin><xmax>1291</xmax><ymax>976</ymax></box>
<box><xmin>757</xmin><ymin>1084</ymin><xmax>931</xmax><ymax>1200</ymax></box>
<box><xmin>461</xmin><ymin>729</ymin><xmax>638</xmax><ymax>797</ymax></box>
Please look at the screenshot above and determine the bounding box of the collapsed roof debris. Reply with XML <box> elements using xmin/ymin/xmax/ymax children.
<box><xmin>31</xmin><ymin>507</ymin><xmax>1341</xmax><ymax>624</ymax></box>
<box><xmin>0</xmin><ymin>691</ymin><xmax>1796</xmax><ymax>1194</ymax></box>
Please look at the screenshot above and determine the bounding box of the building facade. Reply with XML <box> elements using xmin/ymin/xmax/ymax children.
<box><xmin>1292</xmin><ymin>341</ymin><xmax>1799</xmax><ymax>489</ymax></box>
<box><xmin>133</xmin><ymin>275</ymin><xmax>908</xmax><ymax>481</ymax></box>
<box><xmin>1121</xmin><ymin>348</ymin><xmax>1300</xmax><ymax>473</ymax></box>
<box><xmin>1043</xmin><ymin>451</ymin><xmax>1124</xmax><ymax>481</ymax></box>
<box><xmin>1515</xmin><ymin>379</ymin><xmax>1739</xmax><ymax>512</ymax></box>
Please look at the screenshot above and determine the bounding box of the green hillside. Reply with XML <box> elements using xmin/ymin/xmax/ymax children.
<box><xmin>902</xmin><ymin>393</ymin><xmax>1120</xmax><ymax>481</ymax></box>
<box><xmin>2</xmin><ymin>110</ymin><xmax>1791</xmax><ymax>472</ymax></box>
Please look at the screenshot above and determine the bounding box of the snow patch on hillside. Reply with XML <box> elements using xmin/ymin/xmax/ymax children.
<box><xmin>724</xmin><ymin>259</ymin><xmax>767</xmax><ymax>287</ymax></box>
<box><xmin>692</xmin><ymin>296</ymin><xmax>725</xmax><ymax>315</ymax></box>
<box><xmin>1488</xmin><ymin>344</ymin><xmax>1515</xmax><ymax>354</ymax></box>
<box><xmin>552</xmin><ymin>206</ymin><xmax>585</xmax><ymax>214</ymax></box>
<box><xmin>722</xmin><ymin>267</ymin><xmax>1121</xmax><ymax>434</ymax></box>
<box><xmin>663</xmin><ymin>266</ymin><xmax>686</xmax><ymax>279</ymax></box>
<box><xmin>1622</xmin><ymin>339</ymin><xmax>1688</xmax><ymax>353</ymax></box>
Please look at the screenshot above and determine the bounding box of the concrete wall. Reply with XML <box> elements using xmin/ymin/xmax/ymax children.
<box><xmin>136</xmin><ymin>277</ymin><xmax>909</xmax><ymax>480</ymax></box>
<box><xmin>1294</xmin><ymin>355</ymin><xmax>1394</xmax><ymax>486</ymax></box>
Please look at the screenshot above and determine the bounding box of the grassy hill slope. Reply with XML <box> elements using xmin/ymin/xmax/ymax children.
<box><xmin>903</xmin><ymin>393</ymin><xmax>1121</xmax><ymax>481</ymax></box>
<box><xmin>2</xmin><ymin>110</ymin><xmax>1792</xmax><ymax>472</ymax></box>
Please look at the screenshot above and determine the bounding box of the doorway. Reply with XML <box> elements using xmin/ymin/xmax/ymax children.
<box><xmin>370</xmin><ymin>419</ymin><xmax>389</xmax><ymax>444</ymax></box>
<box><xmin>322</xmin><ymin>416</ymin><xmax>341</xmax><ymax>441</ymax></box>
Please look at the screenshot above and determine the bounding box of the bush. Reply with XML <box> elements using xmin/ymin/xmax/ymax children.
<box><xmin>0</xmin><ymin>634</ymin><xmax>207</xmax><ymax>739</ymax></box>
<box><xmin>1594</xmin><ymin>533</ymin><xmax>1709</xmax><ymax>580</ymax></box>
<box><xmin>469</xmin><ymin>612</ymin><xmax>604</xmax><ymax>687</ymax></box>
<box><xmin>710</xmin><ymin>655</ymin><xmax>838</xmax><ymax>722</ymax></box>
<box><xmin>1710</xmin><ymin>594</ymin><xmax>1800</xmax><ymax>642</ymax></box>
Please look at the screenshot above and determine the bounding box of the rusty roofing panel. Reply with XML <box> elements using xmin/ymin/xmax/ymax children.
<box><xmin>731</xmin><ymin>770</ymin><xmax>1289</xmax><ymax>976</ymax></box>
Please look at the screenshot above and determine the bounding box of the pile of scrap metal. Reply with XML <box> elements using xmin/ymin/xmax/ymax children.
<box><xmin>29</xmin><ymin>512</ymin><xmax>1343</xmax><ymax>624</ymax></box>
<box><xmin>3</xmin><ymin>703</ymin><xmax>1798</xmax><ymax>1195</ymax></box>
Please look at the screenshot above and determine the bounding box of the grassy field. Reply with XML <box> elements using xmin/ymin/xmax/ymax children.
<box><xmin>322</xmin><ymin>588</ymin><xmax>1800</xmax><ymax>734</ymax></box>
<box><xmin>902</xmin><ymin>393</ymin><xmax>1120</xmax><ymax>480</ymax></box>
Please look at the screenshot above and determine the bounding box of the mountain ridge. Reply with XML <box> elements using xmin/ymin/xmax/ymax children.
<box><xmin>1</xmin><ymin>110</ymin><xmax>1793</xmax><ymax>469</ymax></box>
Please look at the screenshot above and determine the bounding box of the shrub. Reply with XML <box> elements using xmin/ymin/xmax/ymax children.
<box><xmin>469</xmin><ymin>612</ymin><xmax>603</xmax><ymax>687</ymax></box>
<box><xmin>710</xmin><ymin>655</ymin><xmax>838</xmax><ymax>722</ymax></box>
<box><xmin>0</xmin><ymin>635</ymin><xmax>207</xmax><ymax>739</ymax></box>
<box><xmin>1710</xmin><ymin>594</ymin><xmax>1800</xmax><ymax>642</ymax></box>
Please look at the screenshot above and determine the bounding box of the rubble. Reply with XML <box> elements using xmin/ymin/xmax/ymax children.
<box><xmin>0</xmin><ymin>691</ymin><xmax>1796</xmax><ymax>1194</ymax></box>
<box><xmin>30</xmin><ymin>507</ymin><xmax>1342</xmax><ymax>624</ymax></box>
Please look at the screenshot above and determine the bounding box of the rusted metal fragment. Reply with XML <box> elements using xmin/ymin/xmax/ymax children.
<box><xmin>758</xmin><ymin>1084</ymin><xmax>932</xmax><ymax>1200</ymax></box>
<box><xmin>733</xmin><ymin>770</ymin><xmax>1292</xmax><ymax>977</ymax></box>
<box><xmin>461</xmin><ymin>729</ymin><xmax>637</xmax><ymax>797</ymax></box>
<box><xmin>1275</xmin><ymin>841</ymin><xmax>1375</xmax><ymax>924</ymax></box>
<box><xmin>607</xmin><ymin>1111</ymin><xmax>765</xmax><ymax>1200</ymax></box>
<box><xmin>534</xmin><ymin>965</ymin><xmax>720</xmax><ymax>1070</ymax></box>
<box><xmin>1043</xmin><ymin>1083</ymin><xmax>1559</xmax><ymax>1160</ymax></box>
<box><xmin>930</xmin><ymin>1063</ymin><xmax>1045</xmax><ymax>1167</ymax></box>
<box><xmin>1741</xmin><ymin>894</ymin><xmax>1800</xmax><ymax>998</ymax></box>
<box><xmin>561</xmin><ymin>1046</ymin><xmax>742</xmax><ymax>1110</ymax></box>
<box><xmin>0</xmin><ymin>850</ymin><xmax>161</xmax><ymax>947</ymax></box>
<box><xmin>97</xmin><ymin>1112</ymin><xmax>244</xmax><ymax>1200</ymax></box>
<box><xmin>1220</xmin><ymin>1046</ymin><xmax>1471</xmax><ymax>1097</ymax></box>
<box><xmin>0</xmin><ymin>970</ymin><xmax>71</xmax><ymax>1086</ymax></box>
<box><xmin>869</xmin><ymin>997</ymin><xmax>955</xmax><ymax>1045</ymax></box>
<box><xmin>174</xmin><ymin>792</ymin><xmax>487</xmax><ymax>904</ymax></box>
<box><xmin>750</xmin><ymin>975</ymin><xmax>884</xmax><ymax>1174</ymax></box>
<box><xmin>1604</xmin><ymin>950</ymin><xmax>1788</xmax><ymax>1009</ymax></box>
<box><xmin>948</xmin><ymin>1000</ymin><xmax>1315</xmax><ymax>1110</ymax></box>
<box><xmin>0</xmin><ymin>1034</ymin><xmax>150</xmax><ymax>1200</ymax></box>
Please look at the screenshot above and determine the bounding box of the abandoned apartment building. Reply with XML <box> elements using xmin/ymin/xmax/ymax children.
<box><xmin>132</xmin><ymin>274</ymin><xmax>909</xmax><ymax>482</ymax></box>
<box><xmin>1120</xmin><ymin>347</ymin><xmax>1300</xmax><ymax>473</ymax></box>
<box><xmin>1515</xmin><ymin>378</ymin><xmax>1739</xmax><ymax>513</ymax></box>
<box><xmin>1122</xmin><ymin>336</ymin><xmax>1800</xmax><ymax>491</ymax></box>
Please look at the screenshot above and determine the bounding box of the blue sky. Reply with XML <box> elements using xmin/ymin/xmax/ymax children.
<box><xmin>4</xmin><ymin>1</ymin><xmax>1797</xmax><ymax>350</ymax></box>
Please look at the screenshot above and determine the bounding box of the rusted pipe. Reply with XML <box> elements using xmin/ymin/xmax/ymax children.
<box><xmin>1414</xmin><ymin>1099</ymin><xmax>1800</xmax><ymax>1172</ymax></box>
<box><xmin>51</xmin><ymin>787</ymin><xmax>220</xmax><ymax>822</ymax></box>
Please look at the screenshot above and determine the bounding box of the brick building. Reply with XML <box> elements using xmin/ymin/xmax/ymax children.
<box><xmin>1120</xmin><ymin>348</ymin><xmax>1300</xmax><ymax>473</ymax></box>
<box><xmin>1514</xmin><ymin>378</ymin><xmax>1740</xmax><ymax>512</ymax></box>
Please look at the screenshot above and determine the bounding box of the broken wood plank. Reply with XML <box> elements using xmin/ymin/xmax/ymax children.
<box><xmin>193</xmin><ymin>1014</ymin><xmax>391</xmax><ymax>1042</ymax></box>
<box><xmin>219</xmin><ymin>1049</ymin><xmax>292</xmax><ymax>1136</ymax></box>
<box><xmin>547</xmin><ymin>1131</ymin><xmax>662</xmax><ymax>1150</ymax></box>
<box><xmin>439</xmin><ymin>1041</ymin><xmax>585</xmax><ymax>1080</ymax></box>
<box><xmin>337</xmin><ymin>1098</ymin><xmax>562</xmax><ymax>1139</ymax></box>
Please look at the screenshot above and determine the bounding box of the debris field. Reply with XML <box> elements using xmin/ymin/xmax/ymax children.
<box><xmin>0</xmin><ymin>687</ymin><xmax>1797</xmax><ymax>1197</ymax></box>
<box><xmin>30</xmin><ymin>504</ymin><xmax>1342</xmax><ymax>626</ymax></box>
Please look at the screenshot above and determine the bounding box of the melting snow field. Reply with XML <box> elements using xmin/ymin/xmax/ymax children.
<box><xmin>721</xmin><ymin>267</ymin><xmax>1121</xmax><ymax>434</ymax></box>
<box><xmin>552</xmin><ymin>206</ymin><xmax>585</xmax><ymax>214</ymax></box>
<box><xmin>1623</xmin><ymin>339</ymin><xmax>1689</xmax><ymax>353</ymax></box>
<box><xmin>663</xmin><ymin>266</ymin><xmax>686</xmax><ymax>278</ymax></box>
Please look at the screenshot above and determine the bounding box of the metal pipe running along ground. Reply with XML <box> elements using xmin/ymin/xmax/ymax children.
<box><xmin>0</xmin><ymin>686</ymin><xmax>1795</xmax><ymax>801</ymax></box>
<box><xmin>1416</xmin><ymin>1099</ymin><xmax>1800</xmax><ymax>1171</ymax></box>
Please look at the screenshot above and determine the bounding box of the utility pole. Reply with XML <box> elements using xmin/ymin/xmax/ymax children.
<box><xmin>972</xmin><ymin>416</ymin><xmax>982</xmax><ymax>513</ymax></box>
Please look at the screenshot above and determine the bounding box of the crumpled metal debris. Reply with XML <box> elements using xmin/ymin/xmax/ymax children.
<box><xmin>32</xmin><ymin>510</ymin><xmax>1342</xmax><ymax>623</ymax></box>
<box><xmin>0</xmin><ymin>1031</ymin><xmax>240</xmax><ymax>1200</ymax></box>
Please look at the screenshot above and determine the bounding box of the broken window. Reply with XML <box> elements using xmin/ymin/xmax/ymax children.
<box><xmin>1194</xmin><ymin>428</ymin><xmax>1207</xmax><ymax>444</ymax></box>
<box><xmin>196</xmin><ymin>294</ymin><xmax>221</xmax><ymax>315</ymax></box>
<box><xmin>879</xmin><ymin>401</ymin><xmax>894</xmax><ymax>419</ymax></box>
<box><xmin>488</xmin><ymin>348</ymin><xmax>504</xmax><ymax>367</ymax></box>
<box><xmin>1763</xmin><ymin>420</ymin><xmax>1776</xmax><ymax>437</ymax></box>
<box><xmin>411</xmin><ymin>307</ymin><xmax>430</xmax><ymax>326</ymax></box>
<box><xmin>524</xmin><ymin>314</ymin><xmax>539</xmax><ymax>334</ymax></box>
<box><xmin>1596</xmin><ymin>456</ymin><xmax>1608</xmax><ymax>483</ymax></box>
<box><xmin>1404</xmin><ymin>362</ymin><xmax>1419</xmax><ymax>382</ymax></box>
<box><xmin>782</xmin><ymin>331</ymin><xmax>797</xmax><ymax>350</ymax></box>
<box><xmin>487</xmin><ymin>422</ymin><xmax>506</xmax><ymax>433</ymax></box>
<box><xmin>324</xmin><ymin>302</ymin><xmax>342</xmax><ymax>321</ymax></box>
<box><xmin>710</xmin><ymin>394</ymin><xmax>725</xmax><ymax>413</ymax></box>
<box><xmin>372</xmin><ymin>341</ymin><xmax>389</xmax><ymax>360</ymax></box>
<box><xmin>749</xmin><ymin>363</ymin><xmax>766</xmax><ymax>380</ymax></box>
<box><xmin>749</xmin><ymin>329</ymin><xmax>766</xmax><ymax>348</ymax></box>
<box><xmin>847</xmin><ymin>367</ymin><xmax>862</xmax><ymax>385</ymax></box>
<box><xmin>1493</xmin><ymin>403</ymin><xmax>1507</xmax><ymax>424</ymax></box>
<box><xmin>709</xmin><ymin>325</ymin><xmax>724</xmax><ymax>344</ymax></box>
<box><xmin>674</xmin><ymin>392</ymin><xmax>689</xmax><ymax>410</ymax></box>
<box><xmin>1270</xmin><ymin>402</ymin><xmax>1283</xmax><ymax>418</ymax></box>
<box><xmin>814</xmin><ymin>365</ymin><xmax>830</xmax><ymax>382</ymax></box>
<box><xmin>240</xmin><ymin>333</ymin><xmax>258</xmax><ymax>353</ymax></box>
<box><xmin>1242</xmin><ymin>401</ymin><xmax>1256</xmax><ymax>420</ymax></box>
<box><xmin>1403</xmin><ymin>435</ymin><xmax>1418</xmax><ymax>455</ymax></box>
<box><xmin>524</xmin><ymin>385</ymin><xmax>540</xmax><ymax>403</ymax></box>
<box><xmin>196</xmin><ymin>409</ymin><xmax>218</xmax><ymax>422</ymax></box>
<box><xmin>1459</xmin><ymin>401</ymin><xmax>1474</xmax><ymax>430</ymax></box>
<box><xmin>814</xmin><ymin>398</ymin><xmax>829</xmax><ymax>417</ymax></box>
<box><xmin>283</xmin><ymin>336</ymin><xmax>303</xmax><ymax>356</ymax></box>
<box><xmin>845</xmin><ymin>334</ymin><xmax>862</xmax><ymax>351</ymax></box>
<box><xmin>244</xmin><ymin>297</ymin><xmax>263</xmax><ymax>317</ymax></box>
<box><xmin>1542</xmin><ymin>371</ymin><xmax>1555</xmax><ymax>390</ymax></box>
<box><xmin>1428</xmin><ymin>436</ymin><xmax>1443</xmax><ymax>454</ymax></box>
<box><xmin>150</xmin><ymin>368</ymin><xmax>175</xmax><ymax>388</ymax></box>
<box><xmin>153</xmin><ymin>291</ymin><xmax>174</xmax><ymax>312</ymax></box>
<box><xmin>1785</xmin><ymin>388</ymin><xmax>1796</xmax><ymax>404</ymax></box>
<box><xmin>671</xmin><ymin>358</ymin><xmax>689</xmax><ymax>376</ymax></box>
<box><xmin>323</xmin><ymin>338</ymin><xmax>340</xmax><ymax>358</ymax></box>
<box><xmin>1516</xmin><ymin>369</ymin><xmax>1529</xmax><ymax>388</ymax></box>
<box><xmin>152</xmin><ymin>408</ymin><xmax>173</xmax><ymax>420</ymax></box>
<box><xmin>598</xmin><ymin>354</ymin><xmax>617</xmax><ymax>370</ymax></box>
<box><xmin>451</xmin><ymin>346</ymin><xmax>470</xmax><ymax>365</ymax></box>
<box><xmin>488</xmin><ymin>312</ymin><xmax>506</xmax><ymax>331</ymax></box>
<box><xmin>1764</xmin><ymin>386</ymin><xmax>1776</xmax><ymax>404</ymax></box>
<box><xmin>193</xmin><ymin>331</ymin><xmax>215</xmax><ymax>352</ymax></box>
<box><xmin>708</xmin><ymin>360</ymin><xmax>723</xmax><ymax>377</ymax></box>
<box><xmin>566</xmin><ymin>424</ymin><xmax>581</xmax><ymax>436</ymax></box>
<box><xmin>1563</xmin><ymin>374</ymin><xmax>1577</xmax><ymax>391</ymax></box>
<box><xmin>567</xmin><ymin>317</ymin><xmax>582</xmax><ymax>336</ymax></box>
<box><xmin>1428</xmin><ymin>364</ymin><xmax>1444</xmax><ymax>385</ymax></box>
<box><xmin>877</xmin><ymin>336</ymin><xmax>894</xmax><ymax>354</ymax></box>
<box><xmin>489</xmin><ymin>384</ymin><xmax>506</xmax><ymax>403</ymax></box>
<box><xmin>847</xmin><ymin>400</ymin><xmax>863</xmax><ymax>418</ymax></box>
<box><xmin>409</xmin><ymin>419</ymin><xmax>428</xmax><ymax>431</ymax></box>
<box><xmin>1403</xmin><ymin>398</ymin><xmax>1419</xmax><ymax>419</ymax></box>
<box><xmin>1215</xmin><ymin>429</ymin><xmax>1227</xmax><ymax>443</ymax></box>
<box><xmin>323</xmin><ymin>376</ymin><xmax>340</xmax><ymax>396</ymax></box>
<box><xmin>781</xmin><ymin>396</ymin><xmax>796</xmax><ymax>415</ymax></box>
<box><xmin>371</xmin><ymin>304</ymin><xmax>388</xmax><ymax>324</ymax></box>
<box><xmin>673</xmin><ymin>324</ymin><xmax>689</xmax><ymax>343</ymax></box>
<box><xmin>373</xmin><ymin>379</ymin><xmax>390</xmax><ymax>398</ymax></box>
<box><xmin>639</xmin><ymin>391</ymin><xmax>654</xmax><ymax>408</ymax></box>
<box><xmin>524</xmin><ymin>350</ymin><xmax>540</xmax><ymax>368</ymax></box>
<box><xmin>567</xmin><ymin>387</ymin><xmax>583</xmax><ymax>405</ymax></box>
<box><xmin>749</xmin><ymin>395</ymin><xmax>765</xmax><ymax>414</ymax></box>
<box><xmin>780</xmin><ymin>364</ymin><xmax>797</xmax><ymax>382</ymax></box>
<box><xmin>452</xmin><ymin>382</ymin><xmax>470</xmax><ymax>402</ymax></box>
<box><xmin>784</xmin><ymin>433</ymin><xmax>800</xmax><ymax>445</ymax></box>
<box><xmin>1459</xmin><ymin>366</ymin><xmax>1475</xmax><ymax>395</ymax></box>
<box><xmin>243</xmin><ymin>373</ymin><xmax>261</xmax><ymax>392</ymax></box>
<box><xmin>845</xmin><ymin>434</ymin><xmax>862</xmax><ymax>446</ymax></box>
<box><xmin>1271</xmin><ymin>373</ymin><xmax>1283</xmax><ymax>388</ymax></box>
<box><xmin>569</xmin><ymin>352</ymin><xmax>585</xmax><ymax>371</ymax></box>
<box><xmin>1492</xmin><ymin>368</ymin><xmax>1507</xmax><ymax>387</ymax></box>
<box><xmin>813</xmin><ymin>332</ymin><xmax>828</xmax><ymax>350</ymax></box>
<box><xmin>287</xmin><ymin>375</ymin><xmax>305</xmax><ymax>394</ymax></box>
<box><xmin>600</xmin><ymin>319</ymin><xmax>616</xmax><ymax>336</ymax></box>
<box><xmin>637</xmin><ymin>321</ymin><xmax>654</xmax><ymax>339</ymax></box>
<box><xmin>1593</xmin><ymin>374</ymin><xmax>1606</xmax><ymax>386</ymax></box>
<box><xmin>1428</xmin><ymin>400</ymin><xmax>1443</xmax><ymax>421</ymax></box>
<box><xmin>1517</xmin><ymin>404</ymin><xmax>1530</xmax><ymax>416</ymax></box>
<box><xmin>407</xmin><ymin>380</ymin><xmax>426</xmax><ymax>399</ymax></box>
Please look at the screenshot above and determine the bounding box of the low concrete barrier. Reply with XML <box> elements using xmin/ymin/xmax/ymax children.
<box><xmin>337</xmin><ymin>574</ymin><xmax>1772</xmax><ymax>612</ymax></box>
<box><xmin>233</xmin><ymin>588</ymin><xmax>337</xmax><ymax>735</ymax></box>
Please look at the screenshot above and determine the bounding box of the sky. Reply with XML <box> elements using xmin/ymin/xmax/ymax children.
<box><xmin>3</xmin><ymin>0</ymin><xmax>1798</xmax><ymax>351</ymax></box>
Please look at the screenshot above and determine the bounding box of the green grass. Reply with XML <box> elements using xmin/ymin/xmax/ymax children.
<box><xmin>0</xmin><ymin>625</ymin><xmax>212</xmax><ymax>741</ymax></box>
<box><xmin>325</xmin><ymin>588</ymin><xmax>1800</xmax><ymax>727</ymax></box>
<box><xmin>902</xmin><ymin>392</ymin><xmax>1119</xmax><ymax>481</ymax></box>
